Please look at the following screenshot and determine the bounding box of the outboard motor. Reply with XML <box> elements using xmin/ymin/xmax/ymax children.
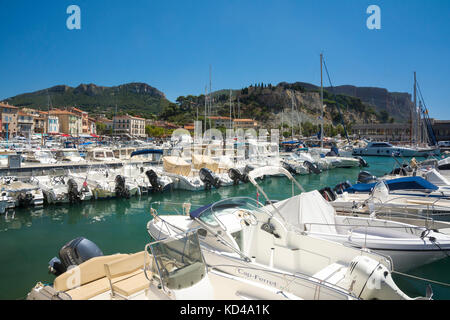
<box><xmin>333</xmin><ymin>180</ymin><xmax>353</xmax><ymax>194</ymax></box>
<box><xmin>199</xmin><ymin>168</ymin><xmax>221</xmax><ymax>190</ymax></box>
<box><xmin>115</xmin><ymin>175</ymin><xmax>130</xmax><ymax>199</ymax></box>
<box><xmin>319</xmin><ymin>187</ymin><xmax>337</xmax><ymax>202</ymax></box>
<box><xmin>67</xmin><ymin>178</ymin><xmax>81</xmax><ymax>203</ymax></box>
<box><xmin>304</xmin><ymin>161</ymin><xmax>321</xmax><ymax>174</ymax></box>
<box><xmin>357</xmin><ymin>171</ymin><xmax>378</xmax><ymax>184</ymax></box>
<box><xmin>355</xmin><ymin>156</ymin><xmax>369</xmax><ymax>168</ymax></box>
<box><xmin>390</xmin><ymin>167</ymin><xmax>408</xmax><ymax>176</ymax></box>
<box><xmin>282</xmin><ymin>162</ymin><xmax>297</xmax><ymax>175</ymax></box>
<box><xmin>145</xmin><ymin>169</ymin><xmax>162</xmax><ymax>192</ymax></box>
<box><xmin>49</xmin><ymin>237</ymin><xmax>103</xmax><ymax>276</ymax></box>
<box><xmin>17</xmin><ymin>193</ymin><xmax>34</xmax><ymax>208</ymax></box>
<box><xmin>228</xmin><ymin>168</ymin><xmax>243</xmax><ymax>185</ymax></box>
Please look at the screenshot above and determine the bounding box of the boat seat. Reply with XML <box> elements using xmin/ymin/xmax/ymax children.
<box><xmin>65</xmin><ymin>269</ymin><xmax>142</xmax><ymax>300</ymax></box>
<box><xmin>53</xmin><ymin>254</ymin><xmax>128</xmax><ymax>292</ymax></box>
<box><xmin>111</xmin><ymin>272</ymin><xmax>150</xmax><ymax>297</ymax></box>
<box><xmin>310</xmin><ymin>263</ymin><xmax>347</xmax><ymax>285</ymax></box>
<box><xmin>104</xmin><ymin>251</ymin><xmax>151</xmax><ymax>298</ymax></box>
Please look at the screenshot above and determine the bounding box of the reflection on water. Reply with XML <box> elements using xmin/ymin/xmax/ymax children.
<box><xmin>0</xmin><ymin>156</ymin><xmax>449</xmax><ymax>299</ymax></box>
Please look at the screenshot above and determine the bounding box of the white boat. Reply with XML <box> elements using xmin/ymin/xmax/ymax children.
<box><xmin>21</xmin><ymin>149</ymin><xmax>57</xmax><ymax>164</ymax></box>
<box><xmin>0</xmin><ymin>177</ymin><xmax>44</xmax><ymax>207</ymax></box>
<box><xmin>30</xmin><ymin>175</ymin><xmax>93</xmax><ymax>204</ymax></box>
<box><xmin>85</xmin><ymin>148</ymin><xmax>117</xmax><ymax>162</ymax></box>
<box><xmin>353</xmin><ymin>142</ymin><xmax>440</xmax><ymax>157</ymax></box>
<box><xmin>147</xmin><ymin>167</ymin><xmax>429</xmax><ymax>300</ymax></box>
<box><xmin>27</xmin><ymin>230</ymin><xmax>302</xmax><ymax>300</ymax></box>
<box><xmin>268</xmin><ymin>189</ymin><xmax>450</xmax><ymax>272</ymax></box>
<box><xmin>54</xmin><ymin>149</ymin><xmax>85</xmax><ymax>163</ymax></box>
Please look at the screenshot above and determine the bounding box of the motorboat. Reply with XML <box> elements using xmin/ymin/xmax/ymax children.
<box><xmin>27</xmin><ymin>230</ymin><xmax>303</xmax><ymax>300</ymax></box>
<box><xmin>30</xmin><ymin>174</ymin><xmax>93</xmax><ymax>204</ymax></box>
<box><xmin>21</xmin><ymin>150</ymin><xmax>57</xmax><ymax>164</ymax></box>
<box><xmin>54</xmin><ymin>149</ymin><xmax>85</xmax><ymax>163</ymax></box>
<box><xmin>268</xmin><ymin>189</ymin><xmax>450</xmax><ymax>272</ymax></box>
<box><xmin>85</xmin><ymin>148</ymin><xmax>117</xmax><ymax>162</ymax></box>
<box><xmin>0</xmin><ymin>177</ymin><xmax>44</xmax><ymax>207</ymax></box>
<box><xmin>353</xmin><ymin>142</ymin><xmax>440</xmax><ymax>157</ymax></box>
<box><xmin>148</xmin><ymin>166</ymin><xmax>429</xmax><ymax>300</ymax></box>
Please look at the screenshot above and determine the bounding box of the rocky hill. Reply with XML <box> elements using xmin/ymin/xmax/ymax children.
<box><xmin>3</xmin><ymin>83</ymin><xmax>170</xmax><ymax>118</ymax></box>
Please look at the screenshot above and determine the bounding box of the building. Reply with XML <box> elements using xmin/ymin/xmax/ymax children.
<box><xmin>0</xmin><ymin>102</ymin><xmax>18</xmax><ymax>138</ymax></box>
<box><xmin>98</xmin><ymin>118</ymin><xmax>114</xmax><ymax>133</ymax></box>
<box><xmin>233</xmin><ymin>119</ymin><xmax>258</xmax><ymax>129</ymax></box>
<box><xmin>431</xmin><ymin>120</ymin><xmax>450</xmax><ymax>142</ymax></box>
<box><xmin>208</xmin><ymin>116</ymin><xmax>232</xmax><ymax>128</ymax></box>
<box><xmin>352</xmin><ymin>123</ymin><xmax>411</xmax><ymax>142</ymax></box>
<box><xmin>113</xmin><ymin>114</ymin><xmax>146</xmax><ymax>137</ymax></box>
<box><xmin>50</xmin><ymin>110</ymin><xmax>82</xmax><ymax>136</ymax></box>
<box><xmin>71</xmin><ymin>107</ymin><xmax>89</xmax><ymax>134</ymax></box>
<box><xmin>352</xmin><ymin>120</ymin><xmax>450</xmax><ymax>143</ymax></box>
<box><xmin>17</xmin><ymin>111</ymin><xmax>35</xmax><ymax>138</ymax></box>
<box><xmin>88</xmin><ymin>118</ymin><xmax>97</xmax><ymax>135</ymax></box>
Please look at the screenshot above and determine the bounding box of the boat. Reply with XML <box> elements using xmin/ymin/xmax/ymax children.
<box><xmin>30</xmin><ymin>174</ymin><xmax>93</xmax><ymax>204</ymax></box>
<box><xmin>85</xmin><ymin>148</ymin><xmax>117</xmax><ymax>162</ymax></box>
<box><xmin>147</xmin><ymin>166</ymin><xmax>429</xmax><ymax>300</ymax></box>
<box><xmin>54</xmin><ymin>149</ymin><xmax>85</xmax><ymax>163</ymax></box>
<box><xmin>353</xmin><ymin>142</ymin><xmax>440</xmax><ymax>157</ymax></box>
<box><xmin>0</xmin><ymin>177</ymin><xmax>44</xmax><ymax>207</ymax></box>
<box><xmin>27</xmin><ymin>230</ymin><xmax>304</xmax><ymax>300</ymax></box>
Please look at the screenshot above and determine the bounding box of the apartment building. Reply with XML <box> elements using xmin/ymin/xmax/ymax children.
<box><xmin>0</xmin><ymin>102</ymin><xmax>18</xmax><ymax>138</ymax></box>
<box><xmin>233</xmin><ymin>119</ymin><xmax>258</xmax><ymax>129</ymax></box>
<box><xmin>71</xmin><ymin>107</ymin><xmax>89</xmax><ymax>134</ymax></box>
<box><xmin>17</xmin><ymin>111</ymin><xmax>35</xmax><ymax>138</ymax></box>
<box><xmin>113</xmin><ymin>114</ymin><xmax>146</xmax><ymax>137</ymax></box>
<box><xmin>50</xmin><ymin>110</ymin><xmax>82</xmax><ymax>136</ymax></box>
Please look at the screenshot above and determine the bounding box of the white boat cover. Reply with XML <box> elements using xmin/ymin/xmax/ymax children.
<box><xmin>163</xmin><ymin>156</ymin><xmax>191</xmax><ymax>176</ymax></box>
<box><xmin>267</xmin><ymin>190</ymin><xmax>337</xmax><ymax>234</ymax></box>
<box><xmin>192</xmin><ymin>154</ymin><xmax>219</xmax><ymax>172</ymax></box>
<box><xmin>248</xmin><ymin>166</ymin><xmax>293</xmax><ymax>182</ymax></box>
<box><xmin>424</xmin><ymin>169</ymin><xmax>450</xmax><ymax>186</ymax></box>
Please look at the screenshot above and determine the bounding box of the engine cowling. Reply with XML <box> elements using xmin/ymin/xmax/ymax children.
<box><xmin>199</xmin><ymin>168</ymin><xmax>221</xmax><ymax>190</ymax></box>
<box><xmin>115</xmin><ymin>175</ymin><xmax>130</xmax><ymax>199</ymax></box>
<box><xmin>67</xmin><ymin>178</ymin><xmax>81</xmax><ymax>203</ymax></box>
<box><xmin>304</xmin><ymin>161</ymin><xmax>321</xmax><ymax>174</ymax></box>
<box><xmin>145</xmin><ymin>169</ymin><xmax>163</xmax><ymax>192</ymax></box>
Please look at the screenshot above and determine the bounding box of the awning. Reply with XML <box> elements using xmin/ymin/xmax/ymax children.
<box><xmin>90</xmin><ymin>134</ymin><xmax>100</xmax><ymax>138</ymax></box>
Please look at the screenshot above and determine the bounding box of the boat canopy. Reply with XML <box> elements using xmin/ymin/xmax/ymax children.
<box><xmin>266</xmin><ymin>190</ymin><xmax>337</xmax><ymax>234</ymax></box>
<box><xmin>192</xmin><ymin>154</ymin><xmax>218</xmax><ymax>172</ymax></box>
<box><xmin>130</xmin><ymin>149</ymin><xmax>163</xmax><ymax>157</ymax></box>
<box><xmin>163</xmin><ymin>156</ymin><xmax>191</xmax><ymax>176</ymax></box>
<box><xmin>346</xmin><ymin>176</ymin><xmax>439</xmax><ymax>193</ymax></box>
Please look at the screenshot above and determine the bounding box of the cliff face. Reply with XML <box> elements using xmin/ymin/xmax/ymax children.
<box><xmin>325</xmin><ymin>85</ymin><xmax>413</xmax><ymax>122</ymax></box>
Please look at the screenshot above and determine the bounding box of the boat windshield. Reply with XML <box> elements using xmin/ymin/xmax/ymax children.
<box><xmin>197</xmin><ymin>197</ymin><xmax>269</xmax><ymax>227</ymax></box>
<box><xmin>106</xmin><ymin>151</ymin><xmax>114</xmax><ymax>158</ymax></box>
<box><xmin>150</xmin><ymin>231</ymin><xmax>205</xmax><ymax>290</ymax></box>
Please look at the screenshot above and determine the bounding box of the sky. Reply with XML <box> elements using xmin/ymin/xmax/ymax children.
<box><xmin>0</xmin><ymin>0</ymin><xmax>449</xmax><ymax>119</ymax></box>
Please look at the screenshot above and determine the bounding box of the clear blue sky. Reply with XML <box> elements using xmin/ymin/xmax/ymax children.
<box><xmin>0</xmin><ymin>0</ymin><xmax>449</xmax><ymax>119</ymax></box>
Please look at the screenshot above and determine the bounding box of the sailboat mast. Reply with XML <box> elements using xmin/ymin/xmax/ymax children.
<box><xmin>291</xmin><ymin>94</ymin><xmax>294</xmax><ymax>139</ymax></box>
<box><xmin>204</xmin><ymin>86</ymin><xmax>207</xmax><ymax>132</ymax></box>
<box><xmin>320</xmin><ymin>53</ymin><xmax>324</xmax><ymax>149</ymax></box>
<box><xmin>229</xmin><ymin>90</ymin><xmax>233</xmax><ymax>129</ymax></box>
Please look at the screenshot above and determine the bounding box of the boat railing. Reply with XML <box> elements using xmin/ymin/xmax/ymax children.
<box><xmin>209</xmin><ymin>263</ymin><xmax>358</xmax><ymax>300</ymax></box>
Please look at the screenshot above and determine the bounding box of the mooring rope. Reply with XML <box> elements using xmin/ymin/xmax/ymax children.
<box><xmin>392</xmin><ymin>270</ymin><xmax>450</xmax><ymax>288</ymax></box>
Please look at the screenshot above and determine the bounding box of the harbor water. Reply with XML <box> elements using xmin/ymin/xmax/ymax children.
<box><xmin>1</xmin><ymin>156</ymin><xmax>449</xmax><ymax>300</ymax></box>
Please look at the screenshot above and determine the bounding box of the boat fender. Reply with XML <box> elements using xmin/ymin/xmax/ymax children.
<box><xmin>304</xmin><ymin>161</ymin><xmax>321</xmax><ymax>174</ymax></box>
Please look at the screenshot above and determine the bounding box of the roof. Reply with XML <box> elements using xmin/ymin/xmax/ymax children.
<box><xmin>50</xmin><ymin>110</ymin><xmax>79</xmax><ymax>116</ymax></box>
<box><xmin>0</xmin><ymin>103</ymin><xmax>18</xmax><ymax>109</ymax></box>
<box><xmin>208</xmin><ymin>116</ymin><xmax>231</xmax><ymax>120</ymax></box>
<box><xmin>233</xmin><ymin>119</ymin><xmax>256</xmax><ymax>122</ymax></box>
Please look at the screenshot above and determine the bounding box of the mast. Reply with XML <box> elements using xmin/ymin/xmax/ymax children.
<box><xmin>320</xmin><ymin>53</ymin><xmax>324</xmax><ymax>149</ymax></box>
<box><xmin>229</xmin><ymin>89</ymin><xmax>233</xmax><ymax>129</ymax></box>
<box><xmin>204</xmin><ymin>86</ymin><xmax>207</xmax><ymax>132</ymax></box>
<box><xmin>209</xmin><ymin>65</ymin><xmax>212</xmax><ymax>129</ymax></box>
<box><xmin>291</xmin><ymin>94</ymin><xmax>294</xmax><ymax>139</ymax></box>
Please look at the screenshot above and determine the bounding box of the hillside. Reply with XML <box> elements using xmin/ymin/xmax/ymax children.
<box><xmin>162</xmin><ymin>82</ymin><xmax>412</xmax><ymax>129</ymax></box>
<box><xmin>3</xmin><ymin>83</ymin><xmax>171</xmax><ymax>118</ymax></box>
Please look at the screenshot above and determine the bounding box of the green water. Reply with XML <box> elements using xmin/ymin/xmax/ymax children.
<box><xmin>1</xmin><ymin>156</ymin><xmax>449</xmax><ymax>300</ymax></box>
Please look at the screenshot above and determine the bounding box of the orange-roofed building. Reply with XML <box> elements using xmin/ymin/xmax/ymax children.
<box><xmin>0</xmin><ymin>102</ymin><xmax>19</xmax><ymax>138</ymax></box>
<box><xmin>233</xmin><ymin>118</ymin><xmax>258</xmax><ymax>129</ymax></box>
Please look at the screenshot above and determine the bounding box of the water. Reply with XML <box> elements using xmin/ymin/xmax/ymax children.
<box><xmin>1</xmin><ymin>156</ymin><xmax>449</xmax><ymax>300</ymax></box>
